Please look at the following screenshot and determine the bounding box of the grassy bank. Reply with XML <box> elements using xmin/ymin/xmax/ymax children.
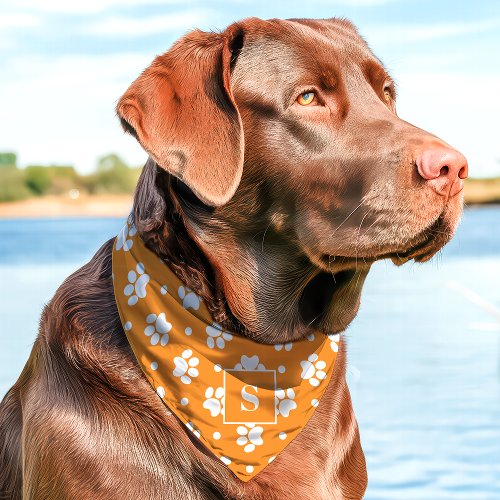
<box><xmin>0</xmin><ymin>193</ymin><xmax>132</xmax><ymax>218</ymax></box>
<box><xmin>463</xmin><ymin>177</ymin><xmax>500</xmax><ymax>204</ymax></box>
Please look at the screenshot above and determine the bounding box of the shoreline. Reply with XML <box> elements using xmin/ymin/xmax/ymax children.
<box><xmin>0</xmin><ymin>194</ymin><xmax>133</xmax><ymax>219</ymax></box>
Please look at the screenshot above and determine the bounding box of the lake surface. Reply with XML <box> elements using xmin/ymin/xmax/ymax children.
<box><xmin>1</xmin><ymin>207</ymin><xmax>499</xmax><ymax>499</ymax></box>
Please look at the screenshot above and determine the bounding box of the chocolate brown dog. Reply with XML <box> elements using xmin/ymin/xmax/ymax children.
<box><xmin>0</xmin><ymin>17</ymin><xmax>467</xmax><ymax>499</ymax></box>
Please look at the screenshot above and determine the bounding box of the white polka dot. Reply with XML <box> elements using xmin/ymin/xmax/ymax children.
<box><xmin>279</xmin><ymin>432</ymin><xmax>286</xmax><ymax>440</ymax></box>
<box><xmin>311</xmin><ymin>398</ymin><xmax>319</xmax><ymax>407</ymax></box>
<box><xmin>220</xmin><ymin>456</ymin><xmax>231</xmax><ymax>465</ymax></box>
<box><xmin>150</xmin><ymin>361</ymin><xmax>158</xmax><ymax>370</ymax></box>
<box><xmin>213</xmin><ymin>431</ymin><xmax>221</xmax><ymax>440</ymax></box>
<box><xmin>307</xmin><ymin>333</ymin><xmax>315</xmax><ymax>341</ymax></box>
<box><xmin>124</xmin><ymin>321</ymin><xmax>132</xmax><ymax>331</ymax></box>
<box><xmin>185</xmin><ymin>327</ymin><xmax>192</xmax><ymax>336</ymax></box>
<box><xmin>180</xmin><ymin>397</ymin><xmax>189</xmax><ymax>406</ymax></box>
<box><xmin>246</xmin><ymin>465</ymin><xmax>254</xmax><ymax>473</ymax></box>
<box><xmin>160</xmin><ymin>284</ymin><xmax>168</xmax><ymax>295</ymax></box>
<box><xmin>156</xmin><ymin>386</ymin><xmax>165</xmax><ymax>398</ymax></box>
<box><xmin>268</xmin><ymin>456</ymin><xmax>276</xmax><ymax>463</ymax></box>
<box><xmin>214</xmin><ymin>364</ymin><xmax>222</xmax><ymax>372</ymax></box>
<box><xmin>278</xmin><ymin>365</ymin><xmax>286</xmax><ymax>373</ymax></box>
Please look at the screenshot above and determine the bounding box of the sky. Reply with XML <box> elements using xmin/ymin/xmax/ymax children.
<box><xmin>1</xmin><ymin>0</ymin><xmax>499</xmax><ymax>177</ymax></box>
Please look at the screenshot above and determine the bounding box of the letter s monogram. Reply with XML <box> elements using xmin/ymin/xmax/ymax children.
<box><xmin>241</xmin><ymin>385</ymin><xmax>259</xmax><ymax>412</ymax></box>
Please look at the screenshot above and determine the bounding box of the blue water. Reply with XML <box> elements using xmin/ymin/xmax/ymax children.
<box><xmin>0</xmin><ymin>207</ymin><xmax>499</xmax><ymax>498</ymax></box>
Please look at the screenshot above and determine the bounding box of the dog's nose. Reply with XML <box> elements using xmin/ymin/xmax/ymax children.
<box><xmin>416</xmin><ymin>146</ymin><xmax>468</xmax><ymax>198</ymax></box>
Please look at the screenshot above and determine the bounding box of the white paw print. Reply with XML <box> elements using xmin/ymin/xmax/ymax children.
<box><xmin>206</xmin><ymin>322</ymin><xmax>233</xmax><ymax>349</ymax></box>
<box><xmin>144</xmin><ymin>312</ymin><xmax>172</xmax><ymax>346</ymax></box>
<box><xmin>234</xmin><ymin>355</ymin><xmax>266</xmax><ymax>371</ymax></box>
<box><xmin>328</xmin><ymin>333</ymin><xmax>340</xmax><ymax>352</ymax></box>
<box><xmin>300</xmin><ymin>353</ymin><xmax>327</xmax><ymax>387</ymax></box>
<box><xmin>124</xmin><ymin>262</ymin><xmax>149</xmax><ymax>306</ymax></box>
<box><xmin>178</xmin><ymin>286</ymin><xmax>202</xmax><ymax>310</ymax></box>
<box><xmin>173</xmin><ymin>349</ymin><xmax>200</xmax><ymax>384</ymax></box>
<box><xmin>116</xmin><ymin>215</ymin><xmax>137</xmax><ymax>251</ymax></box>
<box><xmin>236</xmin><ymin>424</ymin><xmax>264</xmax><ymax>453</ymax></box>
<box><xmin>202</xmin><ymin>386</ymin><xmax>225</xmax><ymax>417</ymax></box>
<box><xmin>274</xmin><ymin>342</ymin><xmax>293</xmax><ymax>352</ymax></box>
<box><xmin>275</xmin><ymin>388</ymin><xmax>297</xmax><ymax>417</ymax></box>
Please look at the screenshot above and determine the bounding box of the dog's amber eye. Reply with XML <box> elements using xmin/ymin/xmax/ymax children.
<box><xmin>297</xmin><ymin>91</ymin><xmax>316</xmax><ymax>106</ymax></box>
<box><xmin>383</xmin><ymin>88</ymin><xmax>392</xmax><ymax>102</ymax></box>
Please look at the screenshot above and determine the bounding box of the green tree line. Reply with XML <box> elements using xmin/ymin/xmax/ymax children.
<box><xmin>0</xmin><ymin>152</ymin><xmax>142</xmax><ymax>202</ymax></box>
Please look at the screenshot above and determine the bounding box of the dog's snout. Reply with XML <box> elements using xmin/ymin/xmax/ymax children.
<box><xmin>416</xmin><ymin>146</ymin><xmax>468</xmax><ymax>198</ymax></box>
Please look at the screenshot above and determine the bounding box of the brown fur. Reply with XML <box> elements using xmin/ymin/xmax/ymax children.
<box><xmin>0</xmin><ymin>17</ymin><xmax>466</xmax><ymax>499</ymax></box>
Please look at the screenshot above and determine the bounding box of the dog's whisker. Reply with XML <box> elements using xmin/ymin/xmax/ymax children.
<box><xmin>306</xmin><ymin>314</ymin><xmax>321</xmax><ymax>328</ymax></box>
<box><xmin>328</xmin><ymin>255</ymin><xmax>337</xmax><ymax>284</ymax></box>
<box><xmin>354</xmin><ymin>210</ymin><xmax>371</xmax><ymax>271</ymax></box>
<box><xmin>330</xmin><ymin>202</ymin><xmax>364</xmax><ymax>237</ymax></box>
<box><xmin>353</xmin><ymin>268</ymin><xmax>363</xmax><ymax>291</ymax></box>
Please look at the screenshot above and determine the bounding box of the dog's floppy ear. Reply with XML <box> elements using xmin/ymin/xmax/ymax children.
<box><xmin>117</xmin><ymin>26</ymin><xmax>244</xmax><ymax>206</ymax></box>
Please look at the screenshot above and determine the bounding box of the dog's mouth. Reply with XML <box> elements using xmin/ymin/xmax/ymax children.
<box><xmin>368</xmin><ymin>212</ymin><xmax>454</xmax><ymax>265</ymax></box>
<box><xmin>315</xmin><ymin>212</ymin><xmax>452</xmax><ymax>270</ymax></box>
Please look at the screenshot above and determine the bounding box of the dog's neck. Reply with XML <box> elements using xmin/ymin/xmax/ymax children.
<box><xmin>131</xmin><ymin>160</ymin><xmax>315</xmax><ymax>343</ymax></box>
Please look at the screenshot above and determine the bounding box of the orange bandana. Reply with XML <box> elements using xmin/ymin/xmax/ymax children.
<box><xmin>112</xmin><ymin>216</ymin><xmax>340</xmax><ymax>481</ymax></box>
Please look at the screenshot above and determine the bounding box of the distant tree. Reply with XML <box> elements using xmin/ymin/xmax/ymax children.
<box><xmin>0</xmin><ymin>166</ymin><xmax>31</xmax><ymax>201</ymax></box>
<box><xmin>97</xmin><ymin>154</ymin><xmax>129</xmax><ymax>172</ymax></box>
<box><xmin>48</xmin><ymin>165</ymin><xmax>77</xmax><ymax>178</ymax></box>
<box><xmin>46</xmin><ymin>165</ymin><xmax>80</xmax><ymax>195</ymax></box>
<box><xmin>0</xmin><ymin>152</ymin><xmax>17</xmax><ymax>168</ymax></box>
<box><xmin>84</xmin><ymin>153</ymin><xmax>136</xmax><ymax>193</ymax></box>
<box><xmin>25</xmin><ymin>166</ymin><xmax>52</xmax><ymax>195</ymax></box>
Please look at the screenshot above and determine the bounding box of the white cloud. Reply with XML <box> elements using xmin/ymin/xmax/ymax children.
<box><xmin>296</xmin><ymin>0</ymin><xmax>406</xmax><ymax>4</ymax></box>
<box><xmin>365</xmin><ymin>19</ymin><xmax>500</xmax><ymax>44</ymax></box>
<box><xmin>396</xmin><ymin>72</ymin><xmax>500</xmax><ymax>178</ymax></box>
<box><xmin>85</xmin><ymin>10</ymin><xmax>211</xmax><ymax>36</ymax></box>
<box><xmin>0</xmin><ymin>12</ymin><xmax>40</xmax><ymax>28</ymax></box>
<box><xmin>328</xmin><ymin>0</ymin><xmax>403</xmax><ymax>4</ymax></box>
<box><xmin>0</xmin><ymin>12</ymin><xmax>42</xmax><ymax>49</ymax></box>
<box><xmin>5</xmin><ymin>0</ymin><xmax>189</xmax><ymax>14</ymax></box>
<box><xmin>11</xmin><ymin>0</ymin><xmax>404</xmax><ymax>10</ymax></box>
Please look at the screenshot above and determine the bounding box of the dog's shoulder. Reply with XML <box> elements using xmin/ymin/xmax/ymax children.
<box><xmin>43</xmin><ymin>237</ymin><xmax>117</xmax><ymax>338</ymax></box>
<box><xmin>37</xmin><ymin>236</ymin><xmax>145</xmax><ymax>388</ymax></box>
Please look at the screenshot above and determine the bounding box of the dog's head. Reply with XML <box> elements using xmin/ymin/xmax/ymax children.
<box><xmin>117</xmin><ymin>17</ymin><xmax>467</xmax><ymax>343</ymax></box>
